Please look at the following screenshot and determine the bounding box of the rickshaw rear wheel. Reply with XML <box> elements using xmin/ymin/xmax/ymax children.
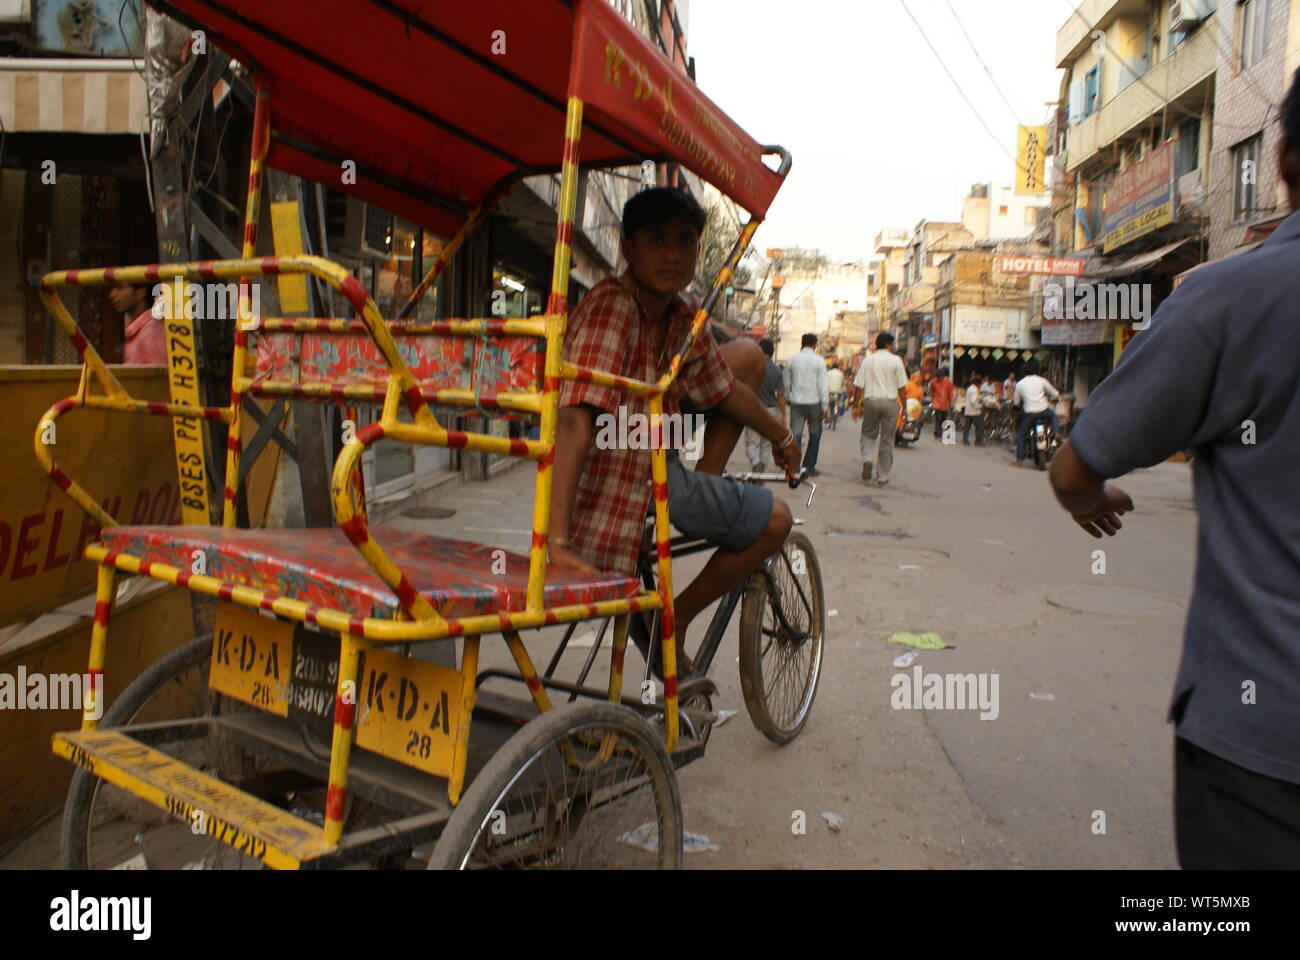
<box><xmin>738</xmin><ymin>532</ymin><xmax>826</xmax><ymax>745</ymax></box>
<box><xmin>428</xmin><ymin>702</ymin><xmax>683</xmax><ymax>869</ymax></box>
<box><xmin>61</xmin><ymin>634</ymin><xmax>366</xmax><ymax>870</ymax></box>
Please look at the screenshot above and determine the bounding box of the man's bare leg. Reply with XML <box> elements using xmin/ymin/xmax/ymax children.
<box><xmin>694</xmin><ymin>337</ymin><xmax>765</xmax><ymax>475</ymax></box>
<box><xmin>670</xmin><ymin>498</ymin><xmax>793</xmax><ymax>669</ymax></box>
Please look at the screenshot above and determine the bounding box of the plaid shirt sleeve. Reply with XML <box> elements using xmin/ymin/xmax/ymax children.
<box><xmin>558</xmin><ymin>280</ymin><xmax>635</xmax><ymax>415</ymax></box>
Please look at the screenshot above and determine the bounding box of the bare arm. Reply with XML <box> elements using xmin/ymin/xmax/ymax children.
<box><xmin>1048</xmin><ymin>440</ymin><xmax>1134</xmax><ymax>538</ymax></box>
<box><xmin>716</xmin><ymin>380</ymin><xmax>802</xmax><ymax>477</ymax></box>
<box><xmin>548</xmin><ymin>405</ymin><xmax>601</xmax><ymax>574</ymax></box>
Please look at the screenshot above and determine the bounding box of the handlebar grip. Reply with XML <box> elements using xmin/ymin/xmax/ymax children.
<box><xmin>788</xmin><ymin>467</ymin><xmax>809</xmax><ymax>490</ymax></box>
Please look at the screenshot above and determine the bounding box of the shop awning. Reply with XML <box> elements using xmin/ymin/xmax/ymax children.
<box><xmin>1173</xmin><ymin>238</ymin><xmax>1264</xmax><ymax>289</ymax></box>
<box><xmin>1083</xmin><ymin>238</ymin><xmax>1195</xmax><ymax>281</ymax></box>
<box><xmin>151</xmin><ymin>0</ymin><xmax>788</xmax><ymax>236</ymax></box>
<box><xmin>0</xmin><ymin>59</ymin><xmax>148</xmax><ymax>135</ymax></box>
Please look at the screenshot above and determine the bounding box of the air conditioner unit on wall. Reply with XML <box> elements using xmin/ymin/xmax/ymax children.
<box><xmin>0</xmin><ymin>0</ymin><xmax>30</xmax><ymax>23</ymax></box>
<box><xmin>331</xmin><ymin>193</ymin><xmax>394</xmax><ymax>259</ymax></box>
<box><xmin>1172</xmin><ymin>0</ymin><xmax>1217</xmax><ymax>32</ymax></box>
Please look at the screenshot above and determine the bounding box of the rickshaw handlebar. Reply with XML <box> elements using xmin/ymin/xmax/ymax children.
<box><xmin>762</xmin><ymin>145</ymin><xmax>793</xmax><ymax>178</ymax></box>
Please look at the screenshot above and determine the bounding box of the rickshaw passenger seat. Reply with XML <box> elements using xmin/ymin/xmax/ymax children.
<box><xmin>97</xmin><ymin>525</ymin><xmax>639</xmax><ymax>620</ymax></box>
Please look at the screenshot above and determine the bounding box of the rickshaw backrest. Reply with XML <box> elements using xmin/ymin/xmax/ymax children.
<box><xmin>248</xmin><ymin>322</ymin><xmax>545</xmax><ymax>414</ymax></box>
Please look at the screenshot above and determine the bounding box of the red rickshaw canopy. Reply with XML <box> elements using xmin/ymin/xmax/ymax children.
<box><xmin>151</xmin><ymin>0</ymin><xmax>787</xmax><ymax>236</ymax></box>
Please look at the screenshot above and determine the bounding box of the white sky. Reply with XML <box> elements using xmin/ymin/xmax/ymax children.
<box><xmin>688</xmin><ymin>0</ymin><xmax>1070</xmax><ymax>262</ymax></box>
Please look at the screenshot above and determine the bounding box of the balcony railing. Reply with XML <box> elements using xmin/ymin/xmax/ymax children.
<box><xmin>1065</xmin><ymin>25</ymin><xmax>1216</xmax><ymax>171</ymax></box>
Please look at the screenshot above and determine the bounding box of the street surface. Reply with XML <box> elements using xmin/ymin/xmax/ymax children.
<box><xmin>3</xmin><ymin>418</ymin><xmax>1196</xmax><ymax>870</ymax></box>
<box><xmin>398</xmin><ymin>418</ymin><xmax>1195</xmax><ymax>869</ymax></box>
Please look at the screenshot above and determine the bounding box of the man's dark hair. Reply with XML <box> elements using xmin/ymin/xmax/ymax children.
<box><xmin>759</xmin><ymin>337</ymin><xmax>775</xmax><ymax>357</ymax></box>
<box><xmin>1283</xmin><ymin>69</ymin><xmax>1300</xmax><ymax>153</ymax></box>
<box><xmin>1023</xmin><ymin>360</ymin><xmax>1041</xmax><ymax>376</ymax></box>
<box><xmin>970</xmin><ymin>373</ymin><xmax>983</xmax><ymax>383</ymax></box>
<box><xmin>934</xmin><ymin>368</ymin><xmax>949</xmax><ymax>379</ymax></box>
<box><xmin>875</xmin><ymin>332</ymin><xmax>895</xmax><ymax>349</ymax></box>
<box><xmin>622</xmin><ymin>187</ymin><xmax>706</xmax><ymax>238</ymax></box>
<box><xmin>801</xmin><ymin>333</ymin><xmax>818</xmax><ymax>348</ymax></box>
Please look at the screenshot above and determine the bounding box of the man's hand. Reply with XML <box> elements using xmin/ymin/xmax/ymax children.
<box><xmin>772</xmin><ymin>437</ymin><xmax>802</xmax><ymax>481</ymax></box>
<box><xmin>1069</xmin><ymin>484</ymin><xmax>1134</xmax><ymax>538</ymax></box>
<box><xmin>1049</xmin><ymin>441</ymin><xmax>1136</xmax><ymax>538</ymax></box>
<box><xmin>548</xmin><ymin>543</ymin><xmax>601</xmax><ymax>578</ymax></box>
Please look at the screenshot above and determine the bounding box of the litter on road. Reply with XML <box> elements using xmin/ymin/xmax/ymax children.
<box><xmin>821</xmin><ymin>812</ymin><xmax>845</xmax><ymax>832</ymax></box>
<box><xmin>889</xmin><ymin>632</ymin><xmax>951</xmax><ymax>650</ymax></box>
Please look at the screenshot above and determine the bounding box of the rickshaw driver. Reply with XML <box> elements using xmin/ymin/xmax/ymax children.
<box><xmin>547</xmin><ymin>187</ymin><xmax>799</xmax><ymax>675</ymax></box>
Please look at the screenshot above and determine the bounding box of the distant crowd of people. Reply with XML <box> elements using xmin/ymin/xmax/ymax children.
<box><xmin>746</xmin><ymin>331</ymin><xmax>1076</xmax><ymax>483</ymax></box>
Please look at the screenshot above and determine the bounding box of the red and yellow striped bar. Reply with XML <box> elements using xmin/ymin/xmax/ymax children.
<box><xmin>657</xmin><ymin>219</ymin><xmax>760</xmax><ymax>396</ymax></box>
<box><xmin>529</xmin><ymin>94</ymin><xmax>585</xmax><ymax>613</ymax></box>
<box><xmin>607</xmin><ymin>613</ymin><xmax>629</xmax><ymax>704</ymax></box>
<box><xmin>502</xmin><ymin>630</ymin><xmax>555</xmax><ymax>717</ymax></box>
<box><xmin>257</xmin><ymin>316</ymin><xmax>548</xmax><ymax>337</ymax></box>
<box><xmin>322</xmin><ymin>631</ymin><xmax>362</xmax><ymax>846</ymax></box>
<box><xmin>647</xmin><ymin>398</ymin><xmax>678</xmax><ymax>751</ymax></box>
<box><xmin>238</xmin><ymin>377</ymin><xmax>542</xmax><ymax>416</ymax></box>
<box><xmin>447</xmin><ymin>635</ymin><xmax>479</xmax><ymax>806</ymax></box>
<box><xmin>559</xmin><ymin>362</ymin><xmax>657</xmax><ymax>398</ymax></box>
<box><xmin>396</xmin><ymin>201</ymin><xmax>490</xmax><ymax>321</ymax></box>
<box><xmin>225</xmin><ymin>83</ymin><xmax>272</xmax><ymax>527</ymax></box>
<box><xmin>84</xmin><ymin>542</ymin><xmax>660</xmax><ymax>645</ymax></box>
<box><xmin>82</xmin><ymin>563</ymin><xmax>115</xmax><ymax>731</ymax></box>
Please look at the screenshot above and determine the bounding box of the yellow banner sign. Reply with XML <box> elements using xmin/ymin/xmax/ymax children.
<box><xmin>1016</xmin><ymin>126</ymin><xmax>1048</xmax><ymax>195</ymax></box>
<box><xmin>159</xmin><ymin>283</ymin><xmax>211</xmax><ymax>525</ymax></box>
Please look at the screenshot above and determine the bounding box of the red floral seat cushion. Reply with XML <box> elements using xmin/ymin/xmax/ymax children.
<box><xmin>98</xmin><ymin>526</ymin><xmax>640</xmax><ymax>621</ymax></box>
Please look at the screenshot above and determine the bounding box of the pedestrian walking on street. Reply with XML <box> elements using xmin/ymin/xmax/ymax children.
<box><xmin>851</xmin><ymin>331</ymin><xmax>908</xmax><ymax>484</ymax></box>
<box><xmin>930</xmin><ymin>368</ymin><xmax>956</xmax><ymax>439</ymax></box>
<box><xmin>744</xmin><ymin>337</ymin><xmax>787</xmax><ymax>471</ymax></box>
<box><xmin>962</xmin><ymin>374</ymin><xmax>986</xmax><ymax>446</ymax></box>
<box><xmin>1047</xmin><ymin>68</ymin><xmax>1300</xmax><ymax>869</ymax></box>
<box><xmin>784</xmin><ymin>333</ymin><xmax>828</xmax><ymax>476</ymax></box>
<box><xmin>826</xmin><ymin>361</ymin><xmax>845</xmax><ymax>429</ymax></box>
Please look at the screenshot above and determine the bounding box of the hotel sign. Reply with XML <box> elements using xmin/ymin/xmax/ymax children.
<box><xmin>998</xmin><ymin>256</ymin><xmax>1084</xmax><ymax>277</ymax></box>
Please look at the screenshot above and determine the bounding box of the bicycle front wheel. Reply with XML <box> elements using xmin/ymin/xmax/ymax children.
<box><xmin>738</xmin><ymin>532</ymin><xmax>826</xmax><ymax>744</ymax></box>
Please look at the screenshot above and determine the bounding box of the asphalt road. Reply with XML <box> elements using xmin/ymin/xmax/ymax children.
<box><xmin>2</xmin><ymin>415</ymin><xmax>1197</xmax><ymax>870</ymax></box>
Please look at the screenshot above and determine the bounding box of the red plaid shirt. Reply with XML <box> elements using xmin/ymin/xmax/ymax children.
<box><xmin>559</xmin><ymin>272</ymin><xmax>735</xmax><ymax>574</ymax></box>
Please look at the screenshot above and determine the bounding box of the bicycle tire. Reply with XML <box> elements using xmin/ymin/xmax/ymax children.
<box><xmin>61</xmin><ymin>633</ymin><xmax>366</xmax><ymax>869</ymax></box>
<box><xmin>738</xmin><ymin>532</ymin><xmax>825</xmax><ymax>745</ymax></box>
<box><xmin>428</xmin><ymin>702</ymin><xmax>682</xmax><ymax>869</ymax></box>
<box><xmin>62</xmin><ymin>635</ymin><xmax>218</xmax><ymax>869</ymax></box>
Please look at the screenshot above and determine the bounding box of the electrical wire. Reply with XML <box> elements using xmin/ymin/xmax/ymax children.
<box><xmin>897</xmin><ymin>0</ymin><xmax>1036</xmax><ymax>182</ymax></box>
<box><xmin>944</xmin><ymin>0</ymin><xmax>1024</xmax><ymax>126</ymax></box>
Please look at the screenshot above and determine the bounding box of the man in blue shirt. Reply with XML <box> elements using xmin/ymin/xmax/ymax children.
<box><xmin>1048</xmin><ymin>71</ymin><xmax>1300</xmax><ymax>868</ymax></box>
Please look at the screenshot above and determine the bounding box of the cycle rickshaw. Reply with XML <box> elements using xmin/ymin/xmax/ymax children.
<box><xmin>39</xmin><ymin>0</ymin><xmax>824</xmax><ymax>869</ymax></box>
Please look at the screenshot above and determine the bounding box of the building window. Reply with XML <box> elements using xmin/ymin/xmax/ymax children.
<box><xmin>998</xmin><ymin>205</ymin><xmax>1009</xmax><ymax>215</ymax></box>
<box><xmin>1176</xmin><ymin>118</ymin><xmax>1201</xmax><ymax>177</ymax></box>
<box><xmin>1232</xmin><ymin>135</ymin><xmax>1262</xmax><ymax>222</ymax></box>
<box><xmin>1084</xmin><ymin>63</ymin><xmax>1101</xmax><ymax>117</ymax></box>
<box><xmin>1240</xmin><ymin>0</ymin><xmax>1268</xmax><ymax>70</ymax></box>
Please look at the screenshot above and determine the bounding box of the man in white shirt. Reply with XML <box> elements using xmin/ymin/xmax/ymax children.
<box><xmin>1012</xmin><ymin>359</ymin><xmax>1061</xmax><ymax>466</ymax></box>
<box><xmin>851</xmin><ymin>331</ymin><xmax>908</xmax><ymax>484</ymax></box>
<box><xmin>963</xmin><ymin>374</ymin><xmax>986</xmax><ymax>445</ymax></box>
<box><xmin>826</xmin><ymin>362</ymin><xmax>845</xmax><ymax>427</ymax></box>
<box><xmin>784</xmin><ymin>333</ymin><xmax>829</xmax><ymax>476</ymax></box>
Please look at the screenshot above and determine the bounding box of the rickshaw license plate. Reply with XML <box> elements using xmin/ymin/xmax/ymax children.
<box><xmin>211</xmin><ymin>603</ymin><xmax>462</xmax><ymax>777</ymax></box>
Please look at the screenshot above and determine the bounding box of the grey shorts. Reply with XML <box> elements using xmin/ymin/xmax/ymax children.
<box><xmin>665</xmin><ymin>453</ymin><xmax>774</xmax><ymax>552</ymax></box>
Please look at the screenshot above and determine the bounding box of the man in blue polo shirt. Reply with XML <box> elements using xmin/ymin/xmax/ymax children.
<box><xmin>1047</xmin><ymin>71</ymin><xmax>1300</xmax><ymax>868</ymax></box>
